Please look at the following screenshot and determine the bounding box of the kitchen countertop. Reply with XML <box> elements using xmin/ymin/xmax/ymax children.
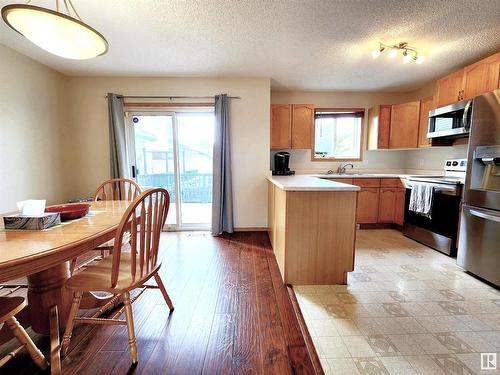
<box><xmin>267</xmin><ymin>175</ymin><xmax>360</xmax><ymax>191</ymax></box>
<box><xmin>268</xmin><ymin>172</ymin><xmax>445</xmax><ymax>192</ymax></box>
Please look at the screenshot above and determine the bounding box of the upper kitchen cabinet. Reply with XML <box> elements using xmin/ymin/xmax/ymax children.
<box><xmin>291</xmin><ymin>104</ymin><xmax>314</xmax><ymax>149</ymax></box>
<box><xmin>435</xmin><ymin>52</ymin><xmax>500</xmax><ymax>107</ymax></box>
<box><xmin>417</xmin><ymin>96</ymin><xmax>434</xmax><ymax>148</ymax></box>
<box><xmin>367</xmin><ymin>105</ymin><xmax>391</xmax><ymax>150</ymax></box>
<box><xmin>389</xmin><ymin>101</ymin><xmax>420</xmax><ymax>149</ymax></box>
<box><xmin>463</xmin><ymin>53</ymin><xmax>500</xmax><ymax>100</ymax></box>
<box><xmin>436</xmin><ymin>69</ymin><xmax>465</xmax><ymax>107</ymax></box>
<box><xmin>270</xmin><ymin>104</ymin><xmax>314</xmax><ymax>150</ymax></box>
<box><xmin>271</xmin><ymin>104</ymin><xmax>292</xmax><ymax>149</ymax></box>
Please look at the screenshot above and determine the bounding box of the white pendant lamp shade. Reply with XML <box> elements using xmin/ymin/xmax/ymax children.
<box><xmin>2</xmin><ymin>4</ymin><xmax>108</xmax><ymax>60</ymax></box>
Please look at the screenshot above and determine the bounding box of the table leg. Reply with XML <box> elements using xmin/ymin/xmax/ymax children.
<box><xmin>27</xmin><ymin>263</ymin><xmax>71</xmax><ymax>334</ymax></box>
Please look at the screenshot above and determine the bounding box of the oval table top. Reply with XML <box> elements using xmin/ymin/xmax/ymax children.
<box><xmin>0</xmin><ymin>201</ymin><xmax>130</xmax><ymax>282</ymax></box>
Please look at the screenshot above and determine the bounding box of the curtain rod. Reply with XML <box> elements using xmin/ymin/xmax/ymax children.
<box><xmin>104</xmin><ymin>95</ymin><xmax>241</xmax><ymax>99</ymax></box>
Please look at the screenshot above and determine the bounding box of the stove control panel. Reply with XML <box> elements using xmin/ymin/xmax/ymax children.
<box><xmin>445</xmin><ymin>158</ymin><xmax>467</xmax><ymax>172</ymax></box>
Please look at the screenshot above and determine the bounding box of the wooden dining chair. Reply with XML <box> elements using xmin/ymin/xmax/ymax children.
<box><xmin>0</xmin><ymin>297</ymin><xmax>48</xmax><ymax>370</ymax></box>
<box><xmin>60</xmin><ymin>188</ymin><xmax>174</xmax><ymax>364</ymax></box>
<box><xmin>70</xmin><ymin>178</ymin><xmax>143</xmax><ymax>275</ymax></box>
<box><xmin>93</xmin><ymin>178</ymin><xmax>142</xmax><ymax>254</ymax></box>
<box><xmin>93</xmin><ymin>178</ymin><xmax>142</xmax><ymax>202</ymax></box>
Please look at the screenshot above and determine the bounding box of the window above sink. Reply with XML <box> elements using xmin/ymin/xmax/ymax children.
<box><xmin>313</xmin><ymin>108</ymin><xmax>364</xmax><ymax>161</ymax></box>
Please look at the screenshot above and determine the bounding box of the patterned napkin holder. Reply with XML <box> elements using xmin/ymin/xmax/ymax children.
<box><xmin>2</xmin><ymin>199</ymin><xmax>60</xmax><ymax>230</ymax></box>
<box><xmin>3</xmin><ymin>213</ymin><xmax>61</xmax><ymax>230</ymax></box>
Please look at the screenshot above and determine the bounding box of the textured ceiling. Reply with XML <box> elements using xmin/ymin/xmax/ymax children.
<box><xmin>0</xmin><ymin>0</ymin><xmax>499</xmax><ymax>91</ymax></box>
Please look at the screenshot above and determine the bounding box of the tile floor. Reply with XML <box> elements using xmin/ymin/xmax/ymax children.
<box><xmin>295</xmin><ymin>229</ymin><xmax>500</xmax><ymax>375</ymax></box>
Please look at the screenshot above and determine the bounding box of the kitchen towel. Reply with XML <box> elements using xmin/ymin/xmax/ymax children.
<box><xmin>409</xmin><ymin>183</ymin><xmax>434</xmax><ymax>218</ymax></box>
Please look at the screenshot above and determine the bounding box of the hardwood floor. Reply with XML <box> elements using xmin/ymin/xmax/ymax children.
<box><xmin>1</xmin><ymin>232</ymin><xmax>318</xmax><ymax>374</ymax></box>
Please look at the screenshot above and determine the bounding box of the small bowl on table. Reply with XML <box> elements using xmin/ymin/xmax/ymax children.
<box><xmin>45</xmin><ymin>203</ymin><xmax>91</xmax><ymax>221</ymax></box>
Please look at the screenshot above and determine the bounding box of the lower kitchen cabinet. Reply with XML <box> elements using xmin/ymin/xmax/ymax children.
<box><xmin>395</xmin><ymin>188</ymin><xmax>405</xmax><ymax>226</ymax></box>
<box><xmin>267</xmin><ymin>181</ymin><xmax>357</xmax><ymax>285</ymax></box>
<box><xmin>378</xmin><ymin>188</ymin><xmax>397</xmax><ymax>223</ymax></box>
<box><xmin>356</xmin><ymin>188</ymin><xmax>380</xmax><ymax>224</ymax></box>
<box><xmin>324</xmin><ymin>177</ymin><xmax>406</xmax><ymax>226</ymax></box>
<box><xmin>378</xmin><ymin>187</ymin><xmax>406</xmax><ymax>225</ymax></box>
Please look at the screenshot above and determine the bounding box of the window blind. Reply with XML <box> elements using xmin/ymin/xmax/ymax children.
<box><xmin>314</xmin><ymin>110</ymin><xmax>364</xmax><ymax>119</ymax></box>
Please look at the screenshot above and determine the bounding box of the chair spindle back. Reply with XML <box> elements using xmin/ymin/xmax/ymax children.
<box><xmin>111</xmin><ymin>188</ymin><xmax>170</xmax><ymax>287</ymax></box>
<box><xmin>93</xmin><ymin>178</ymin><xmax>142</xmax><ymax>201</ymax></box>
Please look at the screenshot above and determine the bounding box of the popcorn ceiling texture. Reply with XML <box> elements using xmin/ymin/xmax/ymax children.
<box><xmin>0</xmin><ymin>0</ymin><xmax>498</xmax><ymax>91</ymax></box>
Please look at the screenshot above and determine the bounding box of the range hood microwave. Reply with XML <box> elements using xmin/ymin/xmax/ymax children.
<box><xmin>427</xmin><ymin>99</ymin><xmax>472</xmax><ymax>139</ymax></box>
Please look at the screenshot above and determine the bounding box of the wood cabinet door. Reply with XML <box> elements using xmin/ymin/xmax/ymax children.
<box><xmin>389</xmin><ymin>101</ymin><xmax>420</xmax><ymax>149</ymax></box>
<box><xmin>291</xmin><ymin>104</ymin><xmax>314</xmax><ymax>149</ymax></box>
<box><xmin>418</xmin><ymin>96</ymin><xmax>434</xmax><ymax>148</ymax></box>
<box><xmin>356</xmin><ymin>188</ymin><xmax>380</xmax><ymax>224</ymax></box>
<box><xmin>378</xmin><ymin>188</ymin><xmax>396</xmax><ymax>223</ymax></box>
<box><xmin>394</xmin><ymin>188</ymin><xmax>405</xmax><ymax>226</ymax></box>
<box><xmin>463</xmin><ymin>53</ymin><xmax>500</xmax><ymax>100</ymax></box>
<box><xmin>436</xmin><ymin>69</ymin><xmax>465</xmax><ymax>107</ymax></box>
<box><xmin>367</xmin><ymin>105</ymin><xmax>391</xmax><ymax>150</ymax></box>
<box><xmin>378</xmin><ymin>105</ymin><xmax>392</xmax><ymax>149</ymax></box>
<box><xmin>270</xmin><ymin>104</ymin><xmax>292</xmax><ymax>149</ymax></box>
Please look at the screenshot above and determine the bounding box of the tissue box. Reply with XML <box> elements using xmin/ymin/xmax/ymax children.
<box><xmin>3</xmin><ymin>213</ymin><xmax>61</xmax><ymax>230</ymax></box>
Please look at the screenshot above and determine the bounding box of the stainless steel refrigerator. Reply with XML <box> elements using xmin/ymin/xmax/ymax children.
<box><xmin>457</xmin><ymin>89</ymin><xmax>500</xmax><ymax>287</ymax></box>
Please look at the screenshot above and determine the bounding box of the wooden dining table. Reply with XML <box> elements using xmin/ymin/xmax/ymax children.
<box><xmin>0</xmin><ymin>200</ymin><xmax>131</xmax><ymax>372</ymax></box>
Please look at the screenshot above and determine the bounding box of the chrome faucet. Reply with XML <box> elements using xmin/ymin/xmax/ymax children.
<box><xmin>336</xmin><ymin>163</ymin><xmax>354</xmax><ymax>174</ymax></box>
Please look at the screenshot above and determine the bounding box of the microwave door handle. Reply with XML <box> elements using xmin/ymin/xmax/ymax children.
<box><xmin>469</xmin><ymin>209</ymin><xmax>500</xmax><ymax>223</ymax></box>
<box><xmin>463</xmin><ymin>100</ymin><xmax>472</xmax><ymax>131</ymax></box>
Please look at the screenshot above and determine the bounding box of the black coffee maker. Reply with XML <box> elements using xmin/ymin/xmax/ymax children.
<box><xmin>273</xmin><ymin>152</ymin><xmax>295</xmax><ymax>175</ymax></box>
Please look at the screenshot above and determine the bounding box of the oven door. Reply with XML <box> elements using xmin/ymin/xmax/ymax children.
<box><xmin>457</xmin><ymin>205</ymin><xmax>500</xmax><ymax>286</ymax></box>
<box><xmin>403</xmin><ymin>187</ymin><xmax>461</xmax><ymax>255</ymax></box>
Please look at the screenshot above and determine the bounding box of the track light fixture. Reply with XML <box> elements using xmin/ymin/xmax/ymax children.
<box><xmin>372</xmin><ymin>42</ymin><xmax>424</xmax><ymax>64</ymax></box>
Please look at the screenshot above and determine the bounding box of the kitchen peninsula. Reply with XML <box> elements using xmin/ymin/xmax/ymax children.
<box><xmin>267</xmin><ymin>175</ymin><xmax>359</xmax><ymax>285</ymax></box>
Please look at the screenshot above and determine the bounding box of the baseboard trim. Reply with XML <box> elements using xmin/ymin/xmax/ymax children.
<box><xmin>234</xmin><ymin>227</ymin><xmax>268</xmax><ymax>232</ymax></box>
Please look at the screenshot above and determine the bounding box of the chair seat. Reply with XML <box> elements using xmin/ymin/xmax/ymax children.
<box><xmin>0</xmin><ymin>297</ymin><xmax>26</xmax><ymax>323</ymax></box>
<box><xmin>66</xmin><ymin>253</ymin><xmax>157</xmax><ymax>293</ymax></box>
<box><xmin>95</xmin><ymin>232</ymin><xmax>131</xmax><ymax>250</ymax></box>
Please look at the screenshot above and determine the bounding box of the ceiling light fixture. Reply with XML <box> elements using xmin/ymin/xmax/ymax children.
<box><xmin>1</xmin><ymin>0</ymin><xmax>108</xmax><ymax>60</ymax></box>
<box><xmin>371</xmin><ymin>42</ymin><xmax>424</xmax><ymax>64</ymax></box>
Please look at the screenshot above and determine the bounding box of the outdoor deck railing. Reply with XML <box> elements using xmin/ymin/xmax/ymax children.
<box><xmin>137</xmin><ymin>172</ymin><xmax>212</xmax><ymax>203</ymax></box>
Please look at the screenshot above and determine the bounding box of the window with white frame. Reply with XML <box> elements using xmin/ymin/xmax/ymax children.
<box><xmin>313</xmin><ymin>109</ymin><xmax>364</xmax><ymax>160</ymax></box>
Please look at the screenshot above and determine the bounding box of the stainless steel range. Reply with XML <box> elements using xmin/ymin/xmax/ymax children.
<box><xmin>457</xmin><ymin>88</ymin><xmax>500</xmax><ymax>287</ymax></box>
<box><xmin>402</xmin><ymin>159</ymin><xmax>467</xmax><ymax>256</ymax></box>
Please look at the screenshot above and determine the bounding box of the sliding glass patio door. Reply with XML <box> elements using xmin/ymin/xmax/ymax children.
<box><xmin>126</xmin><ymin>110</ymin><xmax>214</xmax><ymax>230</ymax></box>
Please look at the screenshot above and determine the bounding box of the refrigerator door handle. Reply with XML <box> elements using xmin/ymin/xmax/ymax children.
<box><xmin>469</xmin><ymin>208</ymin><xmax>500</xmax><ymax>223</ymax></box>
<box><xmin>462</xmin><ymin>100</ymin><xmax>472</xmax><ymax>131</ymax></box>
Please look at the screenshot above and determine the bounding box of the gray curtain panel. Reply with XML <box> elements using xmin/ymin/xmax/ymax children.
<box><xmin>211</xmin><ymin>94</ymin><xmax>234</xmax><ymax>235</ymax></box>
<box><xmin>107</xmin><ymin>93</ymin><xmax>130</xmax><ymax>179</ymax></box>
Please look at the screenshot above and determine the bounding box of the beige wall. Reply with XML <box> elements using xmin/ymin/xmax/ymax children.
<box><xmin>64</xmin><ymin>77</ymin><xmax>270</xmax><ymax>228</ymax></box>
<box><xmin>271</xmin><ymin>88</ymin><xmax>467</xmax><ymax>173</ymax></box>
<box><xmin>404</xmin><ymin>144</ymin><xmax>468</xmax><ymax>172</ymax></box>
<box><xmin>0</xmin><ymin>44</ymin><xmax>67</xmax><ymax>212</ymax></box>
